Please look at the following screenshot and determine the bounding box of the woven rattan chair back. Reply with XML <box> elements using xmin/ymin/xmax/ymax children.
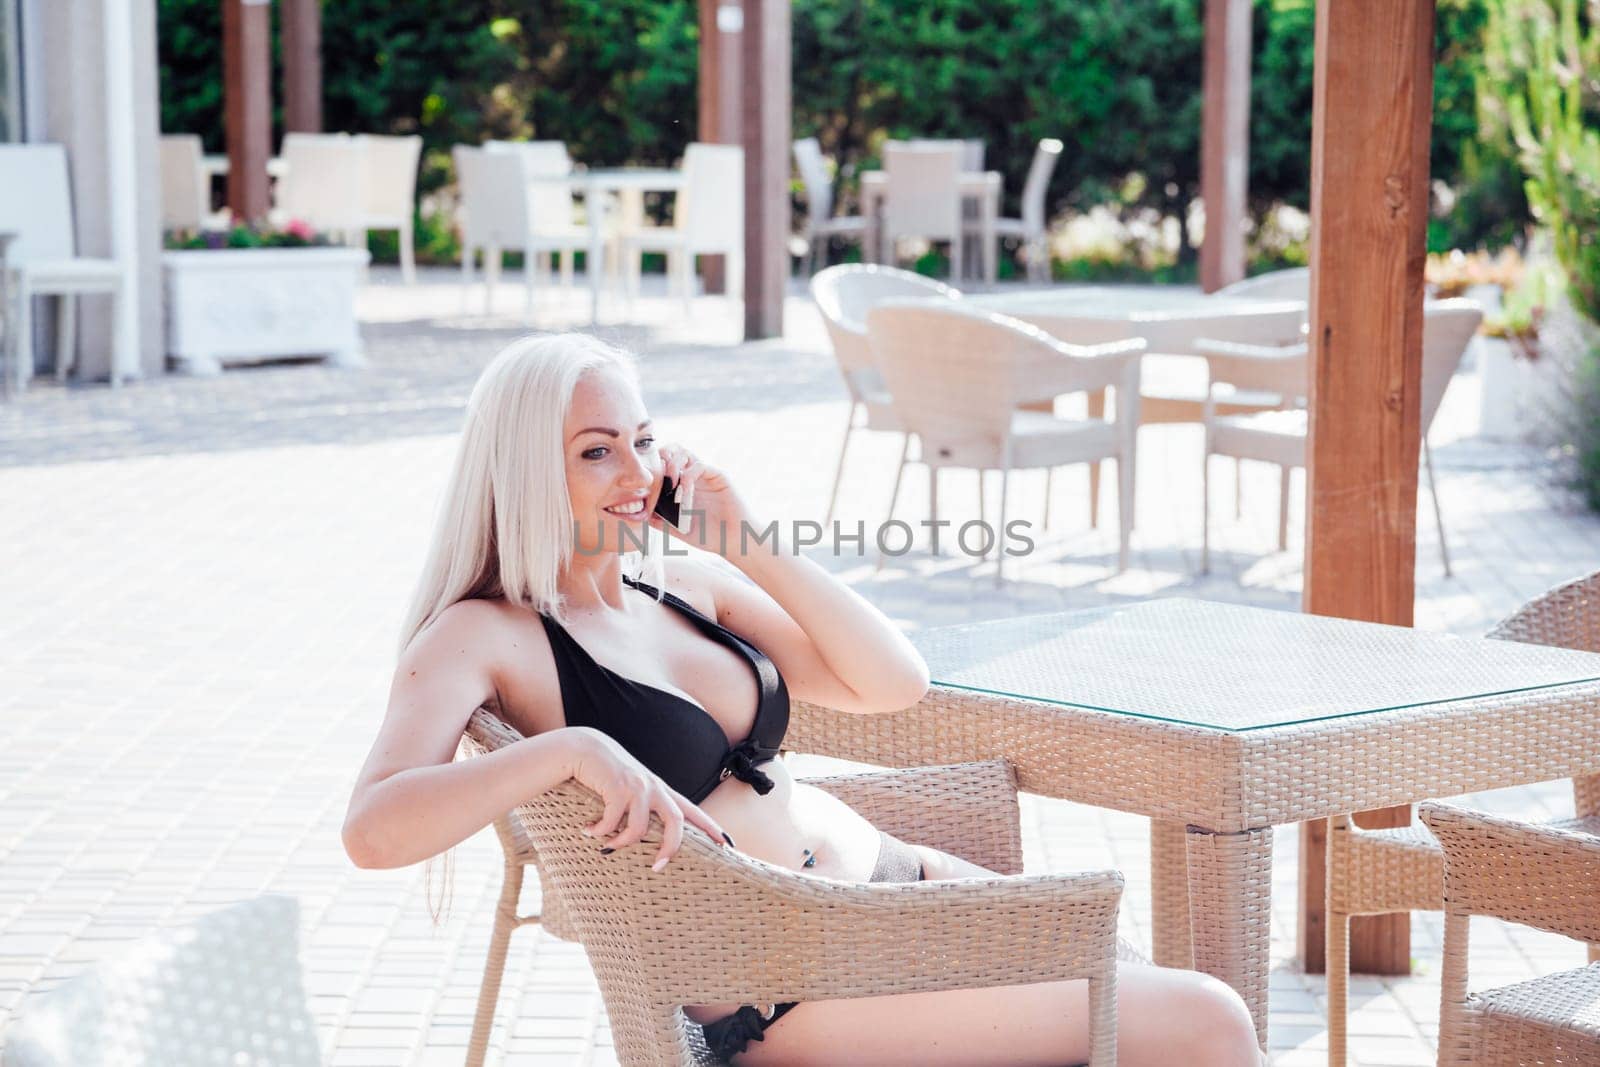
<box><xmin>456</xmin><ymin>707</ymin><xmax>1123</xmax><ymax>1067</ymax></box>
<box><xmin>1421</xmin><ymin>801</ymin><xmax>1600</xmax><ymax>1066</ymax></box>
<box><xmin>1213</xmin><ymin>267</ymin><xmax>1310</xmax><ymax>301</ymax></box>
<box><xmin>865</xmin><ymin>301</ymin><xmax>1067</xmax><ymax>457</ymax></box>
<box><xmin>1488</xmin><ymin>571</ymin><xmax>1600</xmax><ymax>652</ymax></box>
<box><xmin>811</xmin><ymin>263</ymin><xmax>959</xmax><ymax>384</ymax></box>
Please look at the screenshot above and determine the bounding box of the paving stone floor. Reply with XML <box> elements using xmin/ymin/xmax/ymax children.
<box><xmin>0</xmin><ymin>266</ymin><xmax>1595</xmax><ymax>1066</ymax></box>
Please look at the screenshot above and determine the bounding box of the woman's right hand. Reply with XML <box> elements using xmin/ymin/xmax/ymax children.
<box><xmin>562</xmin><ymin>727</ymin><xmax>730</xmax><ymax>871</ymax></box>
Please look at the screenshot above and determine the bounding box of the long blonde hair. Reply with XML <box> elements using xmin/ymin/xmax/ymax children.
<box><xmin>399</xmin><ymin>332</ymin><xmax>653</xmax><ymax>657</ymax></box>
<box><xmin>404</xmin><ymin>333</ymin><xmax>657</xmax><ymax>924</ymax></box>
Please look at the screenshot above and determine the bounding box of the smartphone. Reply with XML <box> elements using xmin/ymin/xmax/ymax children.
<box><xmin>652</xmin><ymin>475</ymin><xmax>682</xmax><ymax>529</ymax></box>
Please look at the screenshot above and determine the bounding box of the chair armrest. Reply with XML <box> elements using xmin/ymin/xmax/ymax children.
<box><xmin>1194</xmin><ymin>338</ymin><xmax>1308</xmax><ymax>399</ymax></box>
<box><xmin>1013</xmin><ymin>328</ymin><xmax>1147</xmax><ymax>400</ymax></box>
<box><xmin>525</xmin><ymin>779</ymin><xmax>1122</xmax><ymax>1009</ymax></box>
<box><xmin>1420</xmin><ymin>801</ymin><xmax>1600</xmax><ymax>944</ymax></box>
<box><xmin>800</xmin><ymin>760</ymin><xmax>1022</xmax><ymax>875</ymax></box>
<box><xmin>1192</xmin><ymin>339</ymin><xmax>1308</xmax><ymax>360</ymax></box>
<box><xmin>649</xmin><ymin>833</ymin><xmax>1124</xmax><ymax>1006</ymax></box>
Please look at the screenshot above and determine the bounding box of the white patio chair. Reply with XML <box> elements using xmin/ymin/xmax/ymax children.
<box><xmin>969</xmin><ymin>137</ymin><xmax>1062</xmax><ymax>283</ymax></box>
<box><xmin>1214</xmin><ymin>266</ymin><xmax>1310</xmax><ymax>301</ymax></box>
<box><xmin>867</xmin><ymin>300</ymin><xmax>1145</xmax><ymax>582</ymax></box>
<box><xmin>793</xmin><ymin>137</ymin><xmax>867</xmax><ymax>274</ymax></box>
<box><xmin>484</xmin><ymin>139</ymin><xmax>583</xmax><ymax>293</ymax></box>
<box><xmin>159</xmin><ymin>133</ymin><xmax>226</xmax><ymax>232</ymax></box>
<box><xmin>811</xmin><ymin>264</ymin><xmax>961</xmax><ymax>525</ymax></box>
<box><xmin>0</xmin><ymin>144</ymin><xmax>125</xmax><ymax>391</ymax></box>
<box><xmin>1199</xmin><ymin>299</ymin><xmax>1483</xmax><ymax>575</ymax></box>
<box><xmin>880</xmin><ymin>141</ymin><xmax>964</xmax><ymax>280</ymax></box>
<box><xmin>0</xmin><ymin>895</ymin><xmax>321</xmax><ymax>1067</ymax></box>
<box><xmin>274</xmin><ymin>132</ymin><xmax>367</xmax><ymax>245</ymax></box>
<box><xmin>356</xmin><ymin>133</ymin><xmax>422</xmax><ymax>284</ymax></box>
<box><xmin>452</xmin><ymin>145</ymin><xmax>586</xmax><ymax>320</ymax></box>
<box><xmin>622</xmin><ymin>143</ymin><xmax>743</xmax><ymax>312</ymax></box>
<box><xmin>907</xmin><ymin>138</ymin><xmax>985</xmax><ymax>170</ymax></box>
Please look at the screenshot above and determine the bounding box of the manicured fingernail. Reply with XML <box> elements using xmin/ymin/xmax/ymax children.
<box><xmin>599</xmin><ymin>847</ymin><xmax>615</xmax><ymax>855</ymax></box>
<box><xmin>721</xmin><ymin>833</ymin><xmax>736</xmax><ymax>847</ymax></box>
<box><xmin>652</xmin><ymin>858</ymin><xmax>668</xmax><ymax>872</ymax></box>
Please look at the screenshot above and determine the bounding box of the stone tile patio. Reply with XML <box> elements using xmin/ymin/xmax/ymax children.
<box><xmin>0</xmin><ymin>266</ymin><xmax>1595</xmax><ymax>1066</ymax></box>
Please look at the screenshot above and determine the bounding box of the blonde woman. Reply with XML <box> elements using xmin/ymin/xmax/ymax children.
<box><xmin>342</xmin><ymin>334</ymin><xmax>1260</xmax><ymax>1066</ymax></box>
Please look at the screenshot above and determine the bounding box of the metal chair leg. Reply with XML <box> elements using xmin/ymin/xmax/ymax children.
<box><xmin>55</xmin><ymin>293</ymin><xmax>75</xmax><ymax>382</ymax></box>
<box><xmin>825</xmin><ymin>405</ymin><xmax>859</xmax><ymax>526</ymax></box>
<box><xmin>1423</xmin><ymin>438</ymin><xmax>1452</xmax><ymax>577</ymax></box>
<box><xmin>875</xmin><ymin>435</ymin><xmax>913</xmax><ymax>574</ymax></box>
<box><xmin>1277</xmin><ymin>464</ymin><xmax>1291</xmax><ymax>552</ymax></box>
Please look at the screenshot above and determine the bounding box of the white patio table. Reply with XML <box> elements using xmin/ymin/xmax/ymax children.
<box><xmin>786</xmin><ymin>598</ymin><xmax>1600</xmax><ymax>1049</ymax></box>
<box><xmin>969</xmin><ymin>286</ymin><xmax>1308</xmax><ymax>424</ymax></box>
<box><xmin>526</xmin><ymin>167</ymin><xmax>685</xmax><ymax>324</ymax></box>
<box><xmin>859</xmin><ymin>169</ymin><xmax>1001</xmax><ymax>283</ymax></box>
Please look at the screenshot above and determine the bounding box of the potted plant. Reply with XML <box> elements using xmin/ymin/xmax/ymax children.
<box><xmin>161</xmin><ymin>221</ymin><xmax>370</xmax><ymax>376</ymax></box>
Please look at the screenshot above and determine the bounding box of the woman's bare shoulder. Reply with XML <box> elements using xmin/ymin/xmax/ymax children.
<box><xmin>658</xmin><ymin>556</ymin><xmax>736</xmax><ymax>619</ymax></box>
<box><xmin>409</xmin><ymin>598</ymin><xmax>564</xmax><ymax>736</ymax></box>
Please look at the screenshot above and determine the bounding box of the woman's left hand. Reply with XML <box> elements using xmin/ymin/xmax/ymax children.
<box><xmin>652</xmin><ymin>444</ymin><xmax>752</xmax><ymax>557</ymax></box>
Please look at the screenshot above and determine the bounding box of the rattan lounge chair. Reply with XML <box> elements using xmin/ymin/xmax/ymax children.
<box><xmin>457</xmin><ymin>708</ymin><xmax>1124</xmax><ymax>1067</ymax></box>
<box><xmin>1324</xmin><ymin>571</ymin><xmax>1600</xmax><ymax>1066</ymax></box>
<box><xmin>1420</xmin><ymin>801</ymin><xmax>1600</xmax><ymax>1065</ymax></box>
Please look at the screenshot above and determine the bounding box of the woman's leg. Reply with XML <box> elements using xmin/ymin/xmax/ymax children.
<box><xmin>731</xmin><ymin>843</ymin><xmax>1260</xmax><ymax>1067</ymax></box>
<box><xmin>734</xmin><ymin>963</ymin><xmax>1261</xmax><ymax>1067</ymax></box>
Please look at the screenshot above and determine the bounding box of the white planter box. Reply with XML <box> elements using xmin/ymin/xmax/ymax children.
<box><xmin>163</xmin><ymin>247</ymin><xmax>370</xmax><ymax>375</ymax></box>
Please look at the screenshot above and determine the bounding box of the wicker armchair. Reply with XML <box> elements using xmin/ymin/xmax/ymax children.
<box><xmin>1420</xmin><ymin>802</ymin><xmax>1600</xmax><ymax>1066</ymax></box>
<box><xmin>1324</xmin><ymin>570</ymin><xmax>1600</xmax><ymax>1066</ymax></box>
<box><xmin>457</xmin><ymin>708</ymin><xmax>1125</xmax><ymax>1067</ymax></box>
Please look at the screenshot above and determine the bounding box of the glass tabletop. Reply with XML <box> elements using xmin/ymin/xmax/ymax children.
<box><xmin>913</xmin><ymin>599</ymin><xmax>1600</xmax><ymax>732</ymax></box>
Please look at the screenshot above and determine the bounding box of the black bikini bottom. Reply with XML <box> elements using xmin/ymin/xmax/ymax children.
<box><xmin>700</xmin><ymin>831</ymin><xmax>927</xmax><ymax>1063</ymax></box>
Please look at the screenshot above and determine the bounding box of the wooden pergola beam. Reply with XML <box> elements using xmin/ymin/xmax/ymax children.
<box><xmin>1298</xmin><ymin>0</ymin><xmax>1437</xmax><ymax>976</ymax></box>
<box><xmin>699</xmin><ymin>0</ymin><xmax>741</xmax><ymax>294</ymax></box>
<box><xmin>281</xmin><ymin>0</ymin><xmax>323</xmax><ymax>134</ymax></box>
<box><xmin>740</xmin><ymin>0</ymin><xmax>788</xmax><ymax>339</ymax></box>
<box><xmin>1200</xmin><ymin>0</ymin><xmax>1251</xmax><ymax>292</ymax></box>
<box><xmin>222</xmin><ymin>0</ymin><xmax>271</xmax><ymax>221</ymax></box>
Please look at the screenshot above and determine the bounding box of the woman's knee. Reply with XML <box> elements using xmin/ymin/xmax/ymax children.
<box><xmin>1168</xmin><ymin>974</ymin><xmax>1260</xmax><ymax>1066</ymax></box>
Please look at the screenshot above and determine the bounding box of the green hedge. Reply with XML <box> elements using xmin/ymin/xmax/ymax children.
<box><xmin>158</xmin><ymin>0</ymin><xmax>1529</xmax><ymax>265</ymax></box>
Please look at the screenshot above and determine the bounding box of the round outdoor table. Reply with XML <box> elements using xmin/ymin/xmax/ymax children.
<box><xmin>968</xmin><ymin>287</ymin><xmax>1308</xmax><ymax>426</ymax></box>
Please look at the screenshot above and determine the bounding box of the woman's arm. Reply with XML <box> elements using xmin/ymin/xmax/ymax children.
<box><xmin>343</xmin><ymin>601</ymin><xmax>725</xmax><ymax>870</ymax></box>
<box><xmin>656</xmin><ymin>448</ymin><xmax>929</xmax><ymax>715</ymax></box>
<box><xmin>342</xmin><ymin>601</ymin><xmax>571</xmax><ymax>869</ymax></box>
<box><xmin>716</xmin><ymin>545</ymin><xmax>929</xmax><ymax>714</ymax></box>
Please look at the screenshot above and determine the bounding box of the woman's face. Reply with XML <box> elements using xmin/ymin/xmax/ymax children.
<box><xmin>563</xmin><ymin>368</ymin><xmax>662</xmax><ymax>555</ymax></box>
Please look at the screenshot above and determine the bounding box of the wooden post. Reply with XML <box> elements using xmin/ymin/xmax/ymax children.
<box><xmin>1298</xmin><ymin>0</ymin><xmax>1436</xmax><ymax>976</ymax></box>
<box><xmin>281</xmin><ymin>0</ymin><xmax>323</xmax><ymax>133</ymax></box>
<box><xmin>740</xmin><ymin>0</ymin><xmax>787</xmax><ymax>339</ymax></box>
<box><xmin>1199</xmin><ymin>0</ymin><xmax>1251</xmax><ymax>292</ymax></box>
<box><xmin>222</xmin><ymin>0</ymin><xmax>272</xmax><ymax>221</ymax></box>
<box><xmin>699</xmin><ymin>0</ymin><xmax>739</xmax><ymax>294</ymax></box>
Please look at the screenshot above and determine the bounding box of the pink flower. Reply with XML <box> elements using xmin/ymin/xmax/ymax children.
<box><xmin>284</xmin><ymin>218</ymin><xmax>314</xmax><ymax>240</ymax></box>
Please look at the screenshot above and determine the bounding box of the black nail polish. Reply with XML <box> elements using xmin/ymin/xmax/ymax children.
<box><xmin>722</xmin><ymin>833</ymin><xmax>736</xmax><ymax>847</ymax></box>
<box><xmin>599</xmin><ymin>847</ymin><xmax>615</xmax><ymax>855</ymax></box>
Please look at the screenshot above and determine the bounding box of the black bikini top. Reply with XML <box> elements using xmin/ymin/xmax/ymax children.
<box><xmin>539</xmin><ymin>575</ymin><xmax>791</xmax><ymax>804</ymax></box>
